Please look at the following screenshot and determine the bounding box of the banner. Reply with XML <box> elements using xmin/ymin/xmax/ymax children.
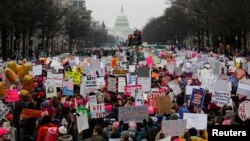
<box><xmin>124</xmin><ymin>85</ymin><xmax>142</xmax><ymax>96</ymax></box>
<box><xmin>238</xmin><ymin>101</ymin><xmax>250</xmax><ymax>121</ymax></box>
<box><xmin>118</xmin><ymin>106</ymin><xmax>148</xmax><ymax>123</ymax></box>
<box><xmin>62</xmin><ymin>80</ymin><xmax>74</xmax><ymax>96</ymax></box>
<box><xmin>162</xmin><ymin>120</ymin><xmax>187</xmax><ymax>136</ymax></box>
<box><xmin>211</xmin><ymin>91</ymin><xmax>231</xmax><ymax>107</ymax></box>
<box><xmin>183</xmin><ymin>113</ymin><xmax>208</xmax><ymax>130</ymax></box>
<box><xmin>189</xmin><ymin>89</ymin><xmax>205</xmax><ymax>110</ymax></box>
<box><xmin>156</xmin><ymin>96</ymin><xmax>172</xmax><ymax>115</ymax></box>
<box><xmin>89</xmin><ymin>93</ymin><xmax>105</xmax><ymax>118</ymax></box>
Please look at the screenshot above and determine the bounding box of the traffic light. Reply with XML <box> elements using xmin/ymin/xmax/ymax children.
<box><xmin>128</xmin><ymin>34</ymin><xmax>133</xmax><ymax>46</ymax></box>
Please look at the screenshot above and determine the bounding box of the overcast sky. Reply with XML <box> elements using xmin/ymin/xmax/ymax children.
<box><xmin>86</xmin><ymin>0</ymin><xmax>170</xmax><ymax>30</ymax></box>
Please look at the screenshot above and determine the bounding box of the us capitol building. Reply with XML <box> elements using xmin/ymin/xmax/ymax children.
<box><xmin>108</xmin><ymin>6</ymin><xmax>134</xmax><ymax>41</ymax></box>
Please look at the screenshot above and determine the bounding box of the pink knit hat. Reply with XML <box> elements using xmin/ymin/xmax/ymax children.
<box><xmin>222</xmin><ymin>120</ymin><xmax>231</xmax><ymax>125</ymax></box>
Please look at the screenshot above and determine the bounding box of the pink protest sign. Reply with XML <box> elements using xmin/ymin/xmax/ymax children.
<box><xmin>124</xmin><ymin>85</ymin><xmax>142</xmax><ymax>96</ymax></box>
<box><xmin>5</xmin><ymin>89</ymin><xmax>19</xmax><ymax>102</ymax></box>
<box><xmin>238</xmin><ymin>101</ymin><xmax>250</xmax><ymax>121</ymax></box>
<box><xmin>146</xmin><ymin>56</ymin><xmax>153</xmax><ymax>67</ymax></box>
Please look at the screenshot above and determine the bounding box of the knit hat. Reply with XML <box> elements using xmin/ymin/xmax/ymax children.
<box><xmin>59</xmin><ymin>126</ymin><xmax>67</xmax><ymax>135</ymax></box>
<box><xmin>222</xmin><ymin>119</ymin><xmax>231</xmax><ymax>125</ymax></box>
<box><xmin>208</xmin><ymin>103</ymin><xmax>218</xmax><ymax>110</ymax></box>
<box><xmin>121</xmin><ymin>131</ymin><xmax>130</xmax><ymax>140</ymax></box>
<box><xmin>113</xmin><ymin>122</ymin><xmax>119</xmax><ymax>129</ymax></box>
<box><xmin>148</xmin><ymin>106</ymin><xmax>154</xmax><ymax>116</ymax></box>
<box><xmin>169</xmin><ymin>113</ymin><xmax>179</xmax><ymax>120</ymax></box>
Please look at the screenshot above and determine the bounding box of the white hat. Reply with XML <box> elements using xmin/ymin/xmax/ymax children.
<box><xmin>59</xmin><ymin>126</ymin><xmax>67</xmax><ymax>135</ymax></box>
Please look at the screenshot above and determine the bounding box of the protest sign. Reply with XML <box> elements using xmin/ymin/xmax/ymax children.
<box><xmin>109</xmin><ymin>139</ymin><xmax>121</xmax><ymax>141</ymax></box>
<box><xmin>84</xmin><ymin>75</ymin><xmax>97</xmax><ymax>87</ymax></box>
<box><xmin>124</xmin><ymin>85</ymin><xmax>142</xmax><ymax>96</ymax></box>
<box><xmin>77</xmin><ymin>114</ymin><xmax>89</xmax><ymax>133</ymax></box>
<box><xmin>238</xmin><ymin>101</ymin><xmax>250</xmax><ymax>121</ymax></box>
<box><xmin>148</xmin><ymin>92</ymin><xmax>165</xmax><ymax>109</ymax></box>
<box><xmin>46</xmin><ymin>72</ymin><xmax>63</xmax><ymax>87</ymax></box>
<box><xmin>32</xmin><ymin>65</ymin><xmax>42</xmax><ymax>76</ymax></box>
<box><xmin>174</xmin><ymin>67</ymin><xmax>183</xmax><ymax>76</ymax></box>
<box><xmin>237</xmin><ymin>82</ymin><xmax>250</xmax><ymax>97</ymax></box>
<box><xmin>46</xmin><ymin>83</ymin><xmax>57</xmax><ymax>98</ymax></box>
<box><xmin>118</xmin><ymin>106</ymin><xmax>148</xmax><ymax>123</ymax></box>
<box><xmin>185</xmin><ymin>86</ymin><xmax>200</xmax><ymax>96</ymax></box>
<box><xmin>62</xmin><ymin>80</ymin><xmax>74</xmax><ymax>96</ymax></box>
<box><xmin>108</xmin><ymin>75</ymin><xmax>117</xmax><ymax>93</ymax></box>
<box><xmin>65</xmin><ymin>71</ymin><xmax>81</xmax><ymax>84</ymax></box>
<box><xmin>183</xmin><ymin>113</ymin><xmax>207</xmax><ymax>130</ymax></box>
<box><xmin>168</xmin><ymin>80</ymin><xmax>181</xmax><ymax>95</ymax></box>
<box><xmin>0</xmin><ymin>102</ymin><xmax>9</xmax><ymax>120</ymax></box>
<box><xmin>131</xmin><ymin>88</ymin><xmax>143</xmax><ymax>106</ymax></box>
<box><xmin>146</xmin><ymin>56</ymin><xmax>154</xmax><ymax>67</ymax></box>
<box><xmin>211</xmin><ymin>91</ymin><xmax>231</xmax><ymax>107</ymax></box>
<box><xmin>167</xmin><ymin>64</ymin><xmax>175</xmax><ymax>74</ymax></box>
<box><xmin>162</xmin><ymin>120</ymin><xmax>187</xmax><ymax>136</ymax></box>
<box><xmin>189</xmin><ymin>89</ymin><xmax>205</xmax><ymax>110</ymax></box>
<box><xmin>111</xmin><ymin>57</ymin><xmax>118</xmax><ymax>68</ymax></box>
<box><xmin>137</xmin><ymin>66</ymin><xmax>151</xmax><ymax>77</ymax></box>
<box><xmin>248</xmin><ymin>62</ymin><xmax>250</xmax><ymax>75</ymax></box>
<box><xmin>213</xmin><ymin>80</ymin><xmax>229</xmax><ymax>92</ymax></box>
<box><xmin>137</xmin><ymin>77</ymin><xmax>151</xmax><ymax>92</ymax></box>
<box><xmin>118</xmin><ymin>77</ymin><xmax>126</xmax><ymax>93</ymax></box>
<box><xmin>97</xmin><ymin>77</ymin><xmax>105</xmax><ymax>89</ymax></box>
<box><xmin>156</xmin><ymin>95</ymin><xmax>172</xmax><ymax>115</ymax></box>
<box><xmin>89</xmin><ymin>93</ymin><xmax>105</xmax><ymax>118</ymax></box>
<box><xmin>20</xmin><ymin>108</ymin><xmax>42</xmax><ymax>118</ymax></box>
<box><xmin>129</xmin><ymin>65</ymin><xmax>135</xmax><ymax>72</ymax></box>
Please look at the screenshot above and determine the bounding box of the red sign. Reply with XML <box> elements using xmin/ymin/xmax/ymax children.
<box><xmin>148</xmin><ymin>93</ymin><xmax>165</xmax><ymax>110</ymax></box>
<box><xmin>124</xmin><ymin>85</ymin><xmax>142</xmax><ymax>96</ymax></box>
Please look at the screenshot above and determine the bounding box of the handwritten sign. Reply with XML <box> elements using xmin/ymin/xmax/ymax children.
<box><xmin>156</xmin><ymin>95</ymin><xmax>172</xmax><ymax>115</ymax></box>
<box><xmin>20</xmin><ymin>108</ymin><xmax>42</xmax><ymax>118</ymax></box>
<box><xmin>168</xmin><ymin>80</ymin><xmax>181</xmax><ymax>95</ymax></box>
<box><xmin>137</xmin><ymin>77</ymin><xmax>151</xmax><ymax>92</ymax></box>
<box><xmin>183</xmin><ymin>113</ymin><xmax>208</xmax><ymax>130</ymax></box>
<box><xmin>0</xmin><ymin>102</ymin><xmax>9</xmax><ymax>120</ymax></box>
<box><xmin>118</xmin><ymin>106</ymin><xmax>148</xmax><ymax>123</ymax></box>
<box><xmin>32</xmin><ymin>65</ymin><xmax>42</xmax><ymax>76</ymax></box>
<box><xmin>162</xmin><ymin>120</ymin><xmax>187</xmax><ymax>136</ymax></box>
<box><xmin>124</xmin><ymin>85</ymin><xmax>142</xmax><ymax>96</ymax></box>
<box><xmin>65</xmin><ymin>71</ymin><xmax>81</xmax><ymax>84</ymax></box>
<box><xmin>148</xmin><ymin>93</ymin><xmax>165</xmax><ymax>109</ymax></box>
<box><xmin>189</xmin><ymin>89</ymin><xmax>205</xmax><ymax>110</ymax></box>
<box><xmin>211</xmin><ymin>91</ymin><xmax>231</xmax><ymax>107</ymax></box>
<box><xmin>89</xmin><ymin>94</ymin><xmax>105</xmax><ymax>118</ymax></box>
<box><xmin>238</xmin><ymin>101</ymin><xmax>250</xmax><ymax>121</ymax></box>
<box><xmin>46</xmin><ymin>72</ymin><xmax>63</xmax><ymax>87</ymax></box>
<box><xmin>118</xmin><ymin>77</ymin><xmax>126</xmax><ymax>93</ymax></box>
<box><xmin>132</xmin><ymin>88</ymin><xmax>144</xmax><ymax>106</ymax></box>
<box><xmin>77</xmin><ymin>114</ymin><xmax>89</xmax><ymax>133</ymax></box>
<box><xmin>62</xmin><ymin>80</ymin><xmax>74</xmax><ymax>96</ymax></box>
<box><xmin>108</xmin><ymin>76</ymin><xmax>117</xmax><ymax>93</ymax></box>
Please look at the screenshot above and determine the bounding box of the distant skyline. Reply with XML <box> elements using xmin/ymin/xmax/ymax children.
<box><xmin>86</xmin><ymin>0</ymin><xmax>170</xmax><ymax>30</ymax></box>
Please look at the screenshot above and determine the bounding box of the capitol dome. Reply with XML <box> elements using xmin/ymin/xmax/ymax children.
<box><xmin>108</xmin><ymin>5</ymin><xmax>133</xmax><ymax>41</ymax></box>
<box><xmin>114</xmin><ymin>6</ymin><xmax>130</xmax><ymax>28</ymax></box>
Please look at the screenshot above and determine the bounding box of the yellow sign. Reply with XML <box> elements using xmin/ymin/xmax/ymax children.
<box><xmin>65</xmin><ymin>71</ymin><xmax>81</xmax><ymax>84</ymax></box>
<box><xmin>113</xmin><ymin>69</ymin><xmax>129</xmax><ymax>75</ymax></box>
